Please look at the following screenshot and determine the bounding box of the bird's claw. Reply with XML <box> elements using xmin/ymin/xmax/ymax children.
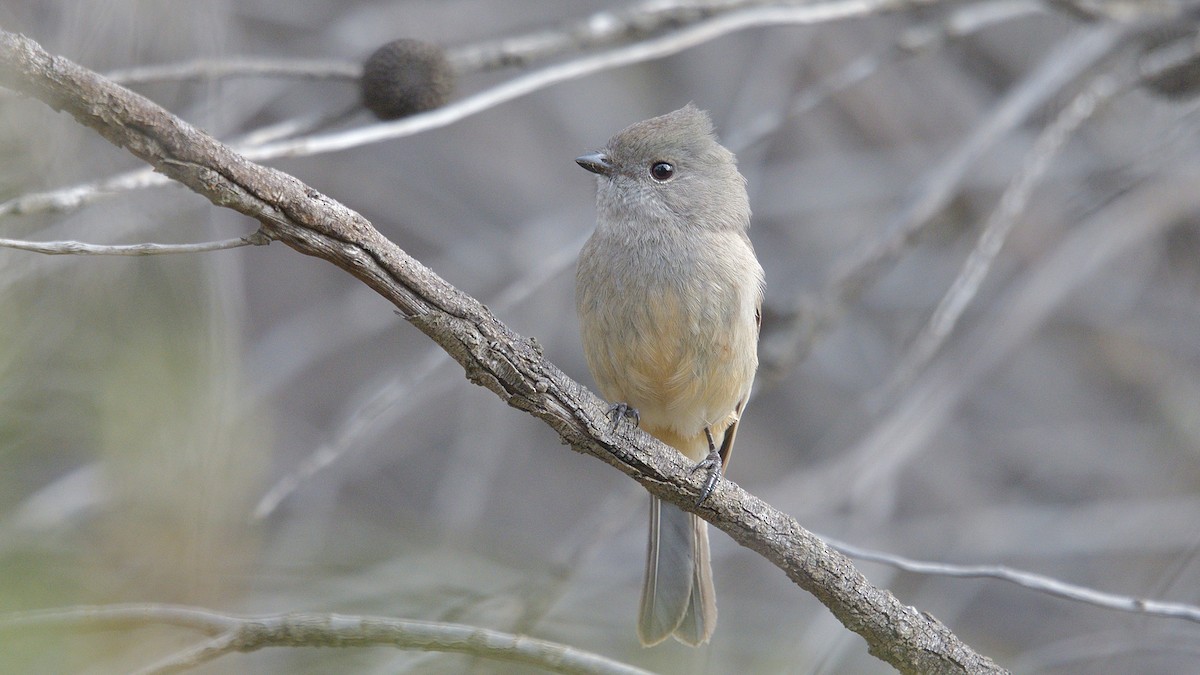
<box><xmin>692</xmin><ymin>427</ymin><xmax>723</xmax><ymax>505</ymax></box>
<box><xmin>607</xmin><ymin>402</ymin><xmax>640</xmax><ymax>431</ymax></box>
<box><xmin>691</xmin><ymin>449</ymin><xmax>723</xmax><ymax>505</ymax></box>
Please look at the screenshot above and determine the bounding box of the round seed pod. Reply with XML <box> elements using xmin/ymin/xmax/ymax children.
<box><xmin>361</xmin><ymin>38</ymin><xmax>455</xmax><ymax>120</ymax></box>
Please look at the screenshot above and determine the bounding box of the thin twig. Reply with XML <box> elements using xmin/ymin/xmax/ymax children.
<box><xmin>0</xmin><ymin>233</ymin><xmax>266</xmax><ymax>256</ymax></box>
<box><xmin>79</xmin><ymin>0</ymin><xmax>913</xmax><ymax>87</ymax></box>
<box><xmin>2</xmin><ymin>604</ymin><xmax>653</xmax><ymax>675</ymax></box>
<box><xmin>847</xmin><ymin>170</ymin><xmax>1200</xmax><ymax>505</ymax></box>
<box><xmin>31</xmin><ymin>0</ymin><xmax>1163</xmax><ymax>88</ymax></box>
<box><xmin>247</xmin><ymin>0</ymin><xmax>956</xmax><ymax>160</ymax></box>
<box><xmin>875</xmin><ymin>22</ymin><xmax>1200</xmax><ymax>404</ymax></box>
<box><xmin>0</xmin><ymin>0</ymin><xmax>1176</xmax><ymax>224</ymax></box>
<box><xmin>873</xmin><ymin>60</ymin><xmax>1125</xmax><ymax>404</ymax></box>
<box><xmin>446</xmin><ymin>0</ymin><xmax>834</xmax><ymax>73</ymax></box>
<box><xmin>133</xmin><ymin>631</ymin><xmax>240</xmax><ymax>675</ymax></box>
<box><xmin>0</xmin><ymin>165</ymin><xmax>165</xmax><ymax>217</ymax></box>
<box><xmin>0</xmin><ymin>109</ymin><xmax>359</xmax><ymax>218</ymax></box>
<box><xmin>104</xmin><ymin>58</ymin><xmax>360</xmax><ymax>85</ymax></box>
<box><xmin>252</xmin><ymin>230</ymin><xmax>586</xmax><ymax>520</ymax></box>
<box><xmin>1</xmin><ymin>603</ymin><xmax>240</xmax><ymax>634</ymax></box>
<box><xmin>758</xmin><ymin>21</ymin><xmax>1131</xmax><ymax>384</ymax></box>
<box><xmin>447</xmin><ymin>0</ymin><xmax>965</xmax><ymax>73</ymax></box>
<box><xmin>840</xmin><ymin>27</ymin><xmax>1200</xmax><ymax>499</ymax></box>
<box><xmin>827</xmin><ymin>537</ymin><xmax>1200</xmax><ymax>623</ymax></box>
<box><xmin>0</xmin><ymin>0</ymin><xmax>955</xmax><ymax>220</ymax></box>
<box><xmin>729</xmin><ymin>0</ymin><xmax>1045</xmax><ymax>153</ymax></box>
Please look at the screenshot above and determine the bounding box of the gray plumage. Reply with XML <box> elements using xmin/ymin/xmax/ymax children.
<box><xmin>575</xmin><ymin>105</ymin><xmax>764</xmax><ymax>646</ymax></box>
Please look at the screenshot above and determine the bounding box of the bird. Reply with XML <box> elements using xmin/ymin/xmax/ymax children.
<box><xmin>575</xmin><ymin>104</ymin><xmax>763</xmax><ymax>646</ymax></box>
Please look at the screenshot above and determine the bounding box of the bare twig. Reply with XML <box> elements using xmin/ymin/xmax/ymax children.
<box><xmin>0</xmin><ymin>110</ymin><xmax>358</xmax><ymax>218</ymax></box>
<box><xmin>447</xmin><ymin>0</ymin><xmax>941</xmax><ymax>72</ymax></box>
<box><xmin>135</xmin><ymin>632</ymin><xmax>240</xmax><ymax>675</ymax></box>
<box><xmin>247</xmin><ymin>0</ymin><xmax>959</xmax><ymax>160</ymax></box>
<box><xmin>90</xmin><ymin>0</ymin><xmax>941</xmax><ymax>85</ymax></box>
<box><xmin>39</xmin><ymin>0</ymin><xmax>1170</xmax><ymax>88</ymax></box>
<box><xmin>758</xmin><ymin>22</ymin><xmax>1132</xmax><ymax>384</ymax></box>
<box><xmin>2</xmin><ymin>0</ymin><xmax>1182</xmax><ymax>225</ymax></box>
<box><xmin>1</xmin><ymin>604</ymin><xmax>239</xmax><ymax>634</ymax></box>
<box><xmin>729</xmin><ymin>0</ymin><xmax>1046</xmax><ymax>152</ymax></box>
<box><xmin>874</xmin><ymin>63</ymin><xmax>1123</xmax><ymax>403</ymax></box>
<box><xmin>847</xmin><ymin>170</ymin><xmax>1200</xmax><ymax>505</ymax></box>
<box><xmin>253</xmin><ymin>230</ymin><xmax>587</xmax><ymax>520</ymax></box>
<box><xmin>826</xmin><ymin>25</ymin><xmax>1200</xmax><ymax>503</ymax></box>
<box><xmin>104</xmin><ymin>58</ymin><xmax>361</xmax><ymax>85</ymax></box>
<box><xmin>444</xmin><ymin>0</ymin><xmax>1184</xmax><ymax>75</ymax></box>
<box><xmin>0</xmin><ymin>165</ymin><xmax>166</xmax><ymax>217</ymax></box>
<box><xmin>0</xmin><ymin>232</ymin><xmax>266</xmax><ymax>256</ymax></box>
<box><xmin>875</xmin><ymin>20</ymin><xmax>1200</xmax><ymax>403</ymax></box>
<box><xmin>1043</xmin><ymin>0</ymin><xmax>1183</xmax><ymax>22</ymax></box>
<box><xmin>0</xmin><ymin>28</ymin><xmax>1004</xmax><ymax>674</ymax></box>
<box><xmin>0</xmin><ymin>0</ymin><xmax>956</xmax><ymax>221</ymax></box>
<box><xmin>251</xmin><ymin>343</ymin><xmax>455</xmax><ymax>520</ymax></box>
<box><xmin>821</xmin><ymin>24</ymin><xmax>1122</xmax><ymax>304</ymax></box>
<box><xmin>827</xmin><ymin>537</ymin><xmax>1200</xmax><ymax>623</ymax></box>
<box><xmin>761</xmin><ymin>7</ymin><xmax>1200</xmax><ymax>385</ymax></box>
<box><xmin>1</xmin><ymin>604</ymin><xmax>652</xmax><ymax>675</ymax></box>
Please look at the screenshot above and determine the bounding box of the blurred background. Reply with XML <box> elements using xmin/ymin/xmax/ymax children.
<box><xmin>2</xmin><ymin>1</ymin><xmax>1200</xmax><ymax>673</ymax></box>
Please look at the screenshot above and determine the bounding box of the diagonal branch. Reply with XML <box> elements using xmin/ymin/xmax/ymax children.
<box><xmin>0</xmin><ymin>27</ymin><xmax>1004</xmax><ymax>674</ymax></box>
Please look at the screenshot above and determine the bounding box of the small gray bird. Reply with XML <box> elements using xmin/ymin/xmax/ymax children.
<box><xmin>575</xmin><ymin>105</ymin><xmax>764</xmax><ymax>646</ymax></box>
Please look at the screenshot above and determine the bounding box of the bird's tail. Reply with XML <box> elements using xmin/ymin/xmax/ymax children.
<box><xmin>637</xmin><ymin>495</ymin><xmax>716</xmax><ymax>646</ymax></box>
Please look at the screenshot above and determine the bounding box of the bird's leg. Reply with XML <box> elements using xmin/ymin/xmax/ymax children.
<box><xmin>607</xmin><ymin>402</ymin><xmax>640</xmax><ymax>431</ymax></box>
<box><xmin>692</xmin><ymin>426</ymin><xmax>723</xmax><ymax>505</ymax></box>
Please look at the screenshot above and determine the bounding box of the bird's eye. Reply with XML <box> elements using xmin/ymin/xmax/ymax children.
<box><xmin>650</xmin><ymin>161</ymin><xmax>675</xmax><ymax>181</ymax></box>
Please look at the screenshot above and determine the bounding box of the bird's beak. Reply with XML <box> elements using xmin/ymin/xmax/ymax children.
<box><xmin>575</xmin><ymin>151</ymin><xmax>614</xmax><ymax>176</ymax></box>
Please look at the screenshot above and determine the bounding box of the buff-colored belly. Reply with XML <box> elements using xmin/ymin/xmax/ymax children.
<box><xmin>581</xmin><ymin>287</ymin><xmax>756</xmax><ymax>460</ymax></box>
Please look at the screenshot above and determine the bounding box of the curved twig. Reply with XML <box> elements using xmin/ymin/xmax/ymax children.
<box><xmin>1</xmin><ymin>604</ymin><xmax>652</xmax><ymax>675</ymax></box>
<box><xmin>828</xmin><ymin>538</ymin><xmax>1200</xmax><ymax>624</ymax></box>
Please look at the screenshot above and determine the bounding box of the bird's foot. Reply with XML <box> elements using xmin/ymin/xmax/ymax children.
<box><xmin>691</xmin><ymin>427</ymin><xmax>723</xmax><ymax>505</ymax></box>
<box><xmin>607</xmin><ymin>402</ymin><xmax>640</xmax><ymax>432</ymax></box>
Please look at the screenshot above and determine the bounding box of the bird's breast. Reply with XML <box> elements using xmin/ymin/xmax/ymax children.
<box><xmin>576</xmin><ymin>228</ymin><xmax>759</xmax><ymax>438</ymax></box>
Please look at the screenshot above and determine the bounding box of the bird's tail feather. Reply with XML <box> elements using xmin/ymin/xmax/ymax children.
<box><xmin>638</xmin><ymin>496</ymin><xmax>716</xmax><ymax>646</ymax></box>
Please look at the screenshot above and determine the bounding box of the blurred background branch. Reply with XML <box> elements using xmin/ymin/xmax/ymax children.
<box><xmin>0</xmin><ymin>0</ymin><xmax>953</xmax><ymax>219</ymax></box>
<box><xmin>825</xmin><ymin>537</ymin><xmax>1200</xmax><ymax>623</ymax></box>
<box><xmin>0</xmin><ymin>232</ymin><xmax>267</xmax><ymax>256</ymax></box>
<box><xmin>2</xmin><ymin>604</ymin><xmax>655</xmax><ymax>675</ymax></box>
